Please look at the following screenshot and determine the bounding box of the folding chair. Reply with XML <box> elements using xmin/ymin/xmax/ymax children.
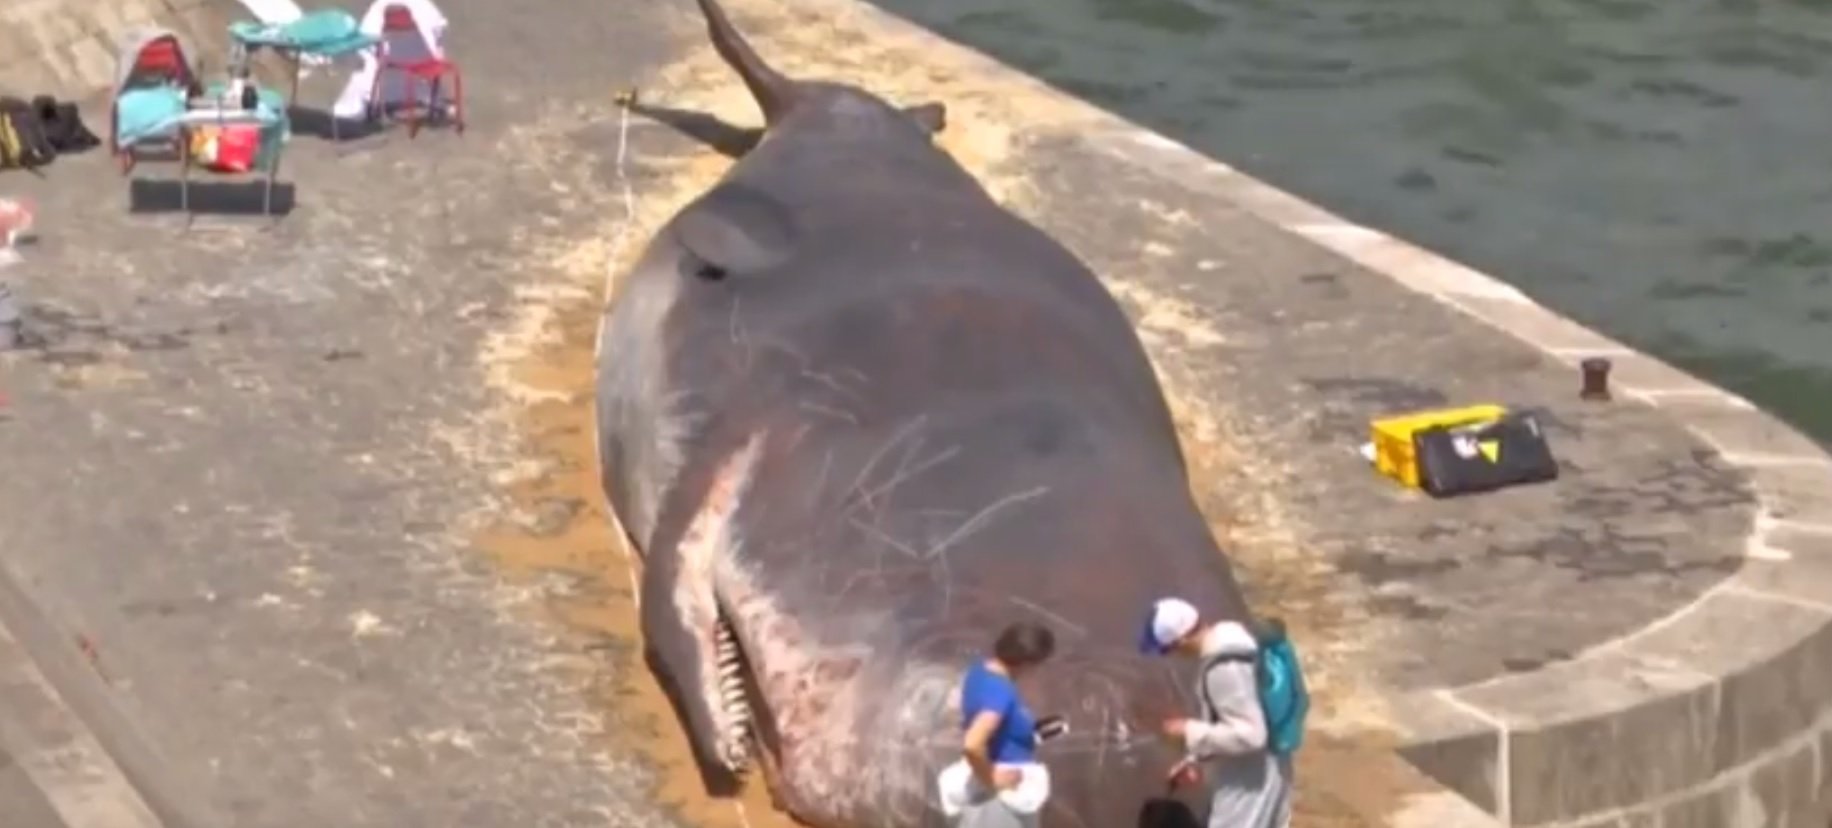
<box><xmin>110</xmin><ymin>30</ymin><xmax>200</xmax><ymax>175</ymax></box>
<box><xmin>369</xmin><ymin>3</ymin><xmax>464</xmax><ymax>138</ymax></box>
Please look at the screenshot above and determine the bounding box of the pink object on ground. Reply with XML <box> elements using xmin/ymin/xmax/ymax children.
<box><xmin>0</xmin><ymin>197</ymin><xmax>35</xmax><ymax>248</ymax></box>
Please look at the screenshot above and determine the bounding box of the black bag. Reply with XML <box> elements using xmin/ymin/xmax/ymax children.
<box><xmin>0</xmin><ymin>97</ymin><xmax>57</xmax><ymax>170</ymax></box>
<box><xmin>34</xmin><ymin>96</ymin><xmax>100</xmax><ymax>153</ymax></box>
<box><xmin>1412</xmin><ymin>410</ymin><xmax>1559</xmax><ymax>498</ymax></box>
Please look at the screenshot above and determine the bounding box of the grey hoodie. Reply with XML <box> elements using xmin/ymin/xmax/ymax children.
<box><xmin>1185</xmin><ymin>621</ymin><xmax>1292</xmax><ymax>828</ymax></box>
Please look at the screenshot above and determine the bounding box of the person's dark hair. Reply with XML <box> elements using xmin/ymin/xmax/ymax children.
<box><xmin>992</xmin><ymin>622</ymin><xmax>1056</xmax><ymax>669</ymax></box>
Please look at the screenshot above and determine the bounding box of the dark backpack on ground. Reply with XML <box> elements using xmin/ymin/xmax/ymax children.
<box><xmin>0</xmin><ymin>97</ymin><xmax>56</xmax><ymax>170</ymax></box>
<box><xmin>34</xmin><ymin>96</ymin><xmax>99</xmax><ymax>153</ymax></box>
<box><xmin>1197</xmin><ymin>618</ymin><xmax>1311</xmax><ymax>757</ymax></box>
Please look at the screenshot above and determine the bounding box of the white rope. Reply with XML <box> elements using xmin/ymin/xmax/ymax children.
<box><xmin>610</xmin><ymin>95</ymin><xmax>637</xmax><ymax>268</ymax></box>
<box><xmin>597</xmin><ymin>93</ymin><xmax>642</xmax><ymax>610</ymax></box>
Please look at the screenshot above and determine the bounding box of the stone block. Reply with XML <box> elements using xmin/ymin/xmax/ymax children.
<box><xmin>1658</xmin><ymin>782</ymin><xmax>1740</xmax><ymax>828</ymax></box>
<box><xmin>1735</xmin><ymin>525</ymin><xmax>1832</xmax><ymax>612</ymax></box>
<box><xmin>1570</xmin><ymin>811</ymin><xmax>1658</xmax><ymax>828</ymax></box>
<box><xmin>1654</xmin><ymin>397</ymin><xmax>1831</xmax><ymax>463</ymax></box>
<box><xmin>1216</xmin><ymin>170</ymin><xmax>1338</xmax><ymax>230</ymax></box>
<box><xmin>1748</xmin><ymin>465</ymin><xmax>1832</xmax><ymax>528</ymax></box>
<box><xmin>0</xmin><ymin>0</ymin><xmax>228</xmax><ymax>96</ymax></box>
<box><xmin>1391</xmin><ymin>691</ymin><xmax>1504</xmax><ymax>817</ymax></box>
<box><xmin>1747</xmin><ymin>741</ymin><xmax>1819</xmax><ymax>828</ymax></box>
<box><xmin>1452</xmin><ymin>296</ymin><xmax>1628</xmax><ymax>357</ymax></box>
<box><xmin>1453</xmin><ymin>651</ymin><xmax>1716</xmax><ymax>824</ymax></box>
<box><xmin>1819</xmin><ymin>727</ymin><xmax>1832</xmax><ymax>806</ymax></box>
<box><xmin>1602</xmin><ymin>352</ymin><xmax>1713</xmax><ymax>396</ymax></box>
<box><xmin>1624</xmin><ymin>590</ymin><xmax>1832</xmax><ymax>773</ymax></box>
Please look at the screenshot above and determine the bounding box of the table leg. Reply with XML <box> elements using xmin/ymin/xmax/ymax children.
<box><xmin>179</xmin><ymin>129</ymin><xmax>193</xmax><ymax>229</ymax></box>
<box><xmin>266</xmin><ymin>133</ymin><xmax>283</xmax><ymax>221</ymax></box>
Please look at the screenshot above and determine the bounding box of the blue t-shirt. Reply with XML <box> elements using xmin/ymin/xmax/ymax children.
<box><xmin>959</xmin><ymin>660</ymin><xmax>1037</xmax><ymax>765</ymax></box>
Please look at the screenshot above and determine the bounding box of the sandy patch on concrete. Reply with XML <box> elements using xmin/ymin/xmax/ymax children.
<box><xmin>462</xmin><ymin>1</ymin><xmax>1403</xmax><ymax>825</ymax></box>
<box><xmin>465</xmin><ymin>89</ymin><xmax>795</xmax><ymax>827</ymax></box>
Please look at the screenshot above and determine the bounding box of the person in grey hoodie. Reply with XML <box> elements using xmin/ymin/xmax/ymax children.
<box><xmin>1138</xmin><ymin>597</ymin><xmax>1292</xmax><ymax>828</ymax></box>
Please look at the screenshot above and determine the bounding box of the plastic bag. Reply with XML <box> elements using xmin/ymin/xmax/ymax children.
<box><xmin>189</xmin><ymin>125</ymin><xmax>260</xmax><ymax>173</ymax></box>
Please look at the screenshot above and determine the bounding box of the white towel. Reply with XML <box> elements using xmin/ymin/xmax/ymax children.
<box><xmin>235</xmin><ymin>0</ymin><xmax>304</xmax><ymax>24</ymax></box>
<box><xmin>935</xmin><ymin>759</ymin><xmax>1051</xmax><ymax>818</ymax></box>
<box><xmin>233</xmin><ymin>0</ymin><xmax>330</xmax><ymax>68</ymax></box>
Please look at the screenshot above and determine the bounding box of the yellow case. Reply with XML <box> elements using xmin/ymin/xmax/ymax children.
<box><xmin>1370</xmin><ymin>404</ymin><xmax>1509</xmax><ymax>490</ymax></box>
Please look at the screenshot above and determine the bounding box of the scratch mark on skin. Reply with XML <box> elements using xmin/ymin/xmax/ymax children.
<box><xmin>786</xmin><ymin>423</ymin><xmax>814</xmax><ymax>452</ymax></box>
<box><xmin>856</xmin><ymin>445</ymin><xmax>960</xmax><ymax>509</ymax></box>
<box><xmin>727</xmin><ymin>295</ymin><xmax>747</xmax><ymax>348</ymax></box>
<box><xmin>1006</xmin><ymin>596</ymin><xmax>1087</xmax><ymax>638</ymax></box>
<box><xmin>846</xmin><ymin>415</ymin><xmax>930</xmax><ymax>505</ymax></box>
<box><xmin>847</xmin><ymin>516</ymin><xmax>925</xmax><ymax>560</ymax></box>
<box><xmin>811</xmin><ymin>450</ymin><xmax>834</xmax><ymax>506</ymax></box>
<box><xmin>1095</xmin><ymin>706</ymin><xmax>1112</xmax><ymax>779</ymax></box>
<box><xmin>799</xmin><ymin>400</ymin><xmax>861</xmax><ymax>425</ymax></box>
<box><xmin>800</xmin><ymin>369</ymin><xmax>864</xmax><ymax>402</ymax></box>
<box><xmin>924</xmin><ymin>486</ymin><xmax>1050</xmax><ymax>561</ymax></box>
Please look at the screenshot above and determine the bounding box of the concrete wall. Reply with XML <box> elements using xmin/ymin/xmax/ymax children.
<box><xmin>0</xmin><ymin>0</ymin><xmax>237</xmax><ymax>98</ymax></box>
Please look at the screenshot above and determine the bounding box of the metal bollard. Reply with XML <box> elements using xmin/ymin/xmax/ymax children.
<box><xmin>1580</xmin><ymin>357</ymin><xmax>1612</xmax><ymax>402</ymax></box>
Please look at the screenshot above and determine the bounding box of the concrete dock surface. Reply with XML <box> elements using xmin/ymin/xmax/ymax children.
<box><xmin>2</xmin><ymin>0</ymin><xmax>1829</xmax><ymax>826</ymax></box>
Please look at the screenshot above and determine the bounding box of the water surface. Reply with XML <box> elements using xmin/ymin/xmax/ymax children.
<box><xmin>871</xmin><ymin>0</ymin><xmax>1832</xmax><ymax>444</ymax></box>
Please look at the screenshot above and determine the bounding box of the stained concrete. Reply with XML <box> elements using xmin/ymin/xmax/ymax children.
<box><xmin>0</xmin><ymin>0</ymin><xmax>1822</xmax><ymax>825</ymax></box>
<box><xmin>0</xmin><ymin>0</ymin><xmax>699</xmax><ymax>824</ymax></box>
<box><xmin>1016</xmin><ymin>128</ymin><xmax>1754</xmax><ymax>691</ymax></box>
<box><xmin>0</xmin><ymin>748</ymin><xmax>64</xmax><ymax>828</ymax></box>
<box><xmin>0</xmin><ymin>0</ymin><xmax>238</xmax><ymax>98</ymax></box>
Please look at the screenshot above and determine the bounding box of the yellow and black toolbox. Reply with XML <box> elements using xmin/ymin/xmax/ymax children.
<box><xmin>1371</xmin><ymin>404</ymin><xmax>1559</xmax><ymax>498</ymax></box>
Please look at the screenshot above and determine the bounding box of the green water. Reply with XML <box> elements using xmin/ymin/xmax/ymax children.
<box><xmin>870</xmin><ymin>0</ymin><xmax>1832</xmax><ymax>446</ymax></box>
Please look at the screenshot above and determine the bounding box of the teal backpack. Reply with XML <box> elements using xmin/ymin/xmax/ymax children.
<box><xmin>1199</xmin><ymin>618</ymin><xmax>1310</xmax><ymax>756</ymax></box>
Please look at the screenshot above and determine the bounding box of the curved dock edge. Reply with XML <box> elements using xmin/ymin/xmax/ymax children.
<box><xmin>805</xmin><ymin>2</ymin><xmax>1832</xmax><ymax>825</ymax></box>
<box><xmin>1077</xmin><ymin>69</ymin><xmax>1832</xmax><ymax>828</ymax></box>
<box><xmin>0</xmin><ymin>0</ymin><xmax>235</xmax><ymax>99</ymax></box>
<box><xmin>0</xmin><ymin>561</ymin><xmax>213</xmax><ymax>828</ymax></box>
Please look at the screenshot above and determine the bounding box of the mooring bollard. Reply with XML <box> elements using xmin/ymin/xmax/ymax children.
<box><xmin>1580</xmin><ymin>357</ymin><xmax>1612</xmax><ymax>402</ymax></box>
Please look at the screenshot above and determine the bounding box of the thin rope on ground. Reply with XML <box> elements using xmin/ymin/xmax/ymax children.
<box><xmin>602</xmin><ymin>91</ymin><xmax>642</xmax><ymax>610</ymax></box>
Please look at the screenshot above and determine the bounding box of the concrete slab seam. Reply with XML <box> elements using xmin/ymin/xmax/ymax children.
<box><xmin>1722</xmin><ymin>581</ymin><xmax>1832</xmax><ymax>616</ymax></box>
<box><xmin>0</xmin><ymin>621</ymin><xmax>163</xmax><ymax>828</ymax></box>
<box><xmin>1536</xmin><ymin>698</ymin><xmax>1832</xmax><ymax>828</ymax></box>
<box><xmin>1442</xmin><ymin>581</ymin><xmax>1733</xmax><ymax>702</ymax></box>
<box><xmin>1435</xmin><ymin>688</ymin><xmax>1513</xmax><ymax>826</ymax></box>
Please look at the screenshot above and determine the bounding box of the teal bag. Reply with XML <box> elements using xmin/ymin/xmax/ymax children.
<box><xmin>1199</xmin><ymin>618</ymin><xmax>1310</xmax><ymax>757</ymax></box>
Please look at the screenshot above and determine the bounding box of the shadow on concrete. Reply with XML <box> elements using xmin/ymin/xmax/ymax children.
<box><xmin>286</xmin><ymin>107</ymin><xmax>386</xmax><ymax>143</ymax></box>
<box><xmin>641</xmin><ymin>646</ymin><xmax>744</xmax><ymax>798</ymax></box>
<box><xmin>127</xmin><ymin>178</ymin><xmax>297</xmax><ymax>217</ymax></box>
<box><xmin>1136</xmin><ymin>797</ymin><xmax>1203</xmax><ymax>828</ymax></box>
<box><xmin>627</xmin><ymin>101</ymin><xmax>759</xmax><ymax>158</ymax></box>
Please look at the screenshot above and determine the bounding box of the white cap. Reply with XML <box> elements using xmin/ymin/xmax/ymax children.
<box><xmin>1137</xmin><ymin>597</ymin><xmax>1201</xmax><ymax>655</ymax></box>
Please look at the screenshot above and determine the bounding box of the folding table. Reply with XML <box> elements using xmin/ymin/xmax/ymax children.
<box><xmin>227</xmin><ymin>11</ymin><xmax>381</xmax><ymax>141</ymax></box>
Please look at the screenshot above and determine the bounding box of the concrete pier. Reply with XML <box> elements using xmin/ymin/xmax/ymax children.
<box><xmin>2</xmin><ymin>0</ymin><xmax>1827</xmax><ymax>825</ymax></box>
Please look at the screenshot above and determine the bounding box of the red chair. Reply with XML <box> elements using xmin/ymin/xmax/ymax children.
<box><xmin>368</xmin><ymin>4</ymin><xmax>463</xmax><ymax>138</ymax></box>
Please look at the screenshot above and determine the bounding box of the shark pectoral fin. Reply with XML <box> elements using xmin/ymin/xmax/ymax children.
<box><xmin>671</xmin><ymin>182</ymin><xmax>798</xmax><ymax>279</ymax></box>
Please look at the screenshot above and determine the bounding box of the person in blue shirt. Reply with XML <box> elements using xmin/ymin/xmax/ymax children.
<box><xmin>958</xmin><ymin>622</ymin><xmax>1056</xmax><ymax>795</ymax></box>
